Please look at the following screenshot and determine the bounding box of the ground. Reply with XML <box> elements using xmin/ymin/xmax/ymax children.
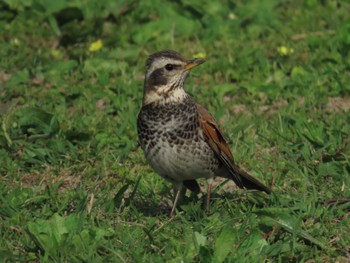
<box><xmin>0</xmin><ymin>0</ymin><xmax>350</xmax><ymax>262</ymax></box>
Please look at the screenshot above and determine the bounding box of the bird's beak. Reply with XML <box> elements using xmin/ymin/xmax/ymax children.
<box><xmin>183</xmin><ymin>58</ymin><xmax>206</xmax><ymax>71</ymax></box>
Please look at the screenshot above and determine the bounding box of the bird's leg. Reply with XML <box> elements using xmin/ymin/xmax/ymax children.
<box><xmin>170</xmin><ymin>189</ymin><xmax>181</xmax><ymax>217</ymax></box>
<box><xmin>170</xmin><ymin>182</ymin><xmax>184</xmax><ymax>217</ymax></box>
<box><xmin>205</xmin><ymin>178</ymin><xmax>213</xmax><ymax>213</ymax></box>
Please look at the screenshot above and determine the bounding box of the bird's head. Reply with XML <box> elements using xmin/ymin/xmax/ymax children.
<box><xmin>142</xmin><ymin>50</ymin><xmax>205</xmax><ymax>106</ymax></box>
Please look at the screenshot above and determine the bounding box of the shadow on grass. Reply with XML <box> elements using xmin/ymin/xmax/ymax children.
<box><xmin>126</xmin><ymin>187</ymin><xmax>271</xmax><ymax>217</ymax></box>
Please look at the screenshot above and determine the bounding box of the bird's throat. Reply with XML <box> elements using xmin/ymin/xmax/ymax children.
<box><xmin>143</xmin><ymin>86</ymin><xmax>188</xmax><ymax>106</ymax></box>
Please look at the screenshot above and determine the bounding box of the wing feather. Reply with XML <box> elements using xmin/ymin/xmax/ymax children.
<box><xmin>196</xmin><ymin>104</ymin><xmax>271</xmax><ymax>194</ymax></box>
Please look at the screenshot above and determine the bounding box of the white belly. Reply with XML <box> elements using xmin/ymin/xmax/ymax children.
<box><xmin>145</xmin><ymin>139</ymin><xmax>216</xmax><ymax>182</ymax></box>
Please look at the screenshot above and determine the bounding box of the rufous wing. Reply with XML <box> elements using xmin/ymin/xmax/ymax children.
<box><xmin>196</xmin><ymin>103</ymin><xmax>271</xmax><ymax>194</ymax></box>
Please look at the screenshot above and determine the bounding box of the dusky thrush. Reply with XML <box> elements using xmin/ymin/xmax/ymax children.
<box><xmin>137</xmin><ymin>50</ymin><xmax>271</xmax><ymax>216</ymax></box>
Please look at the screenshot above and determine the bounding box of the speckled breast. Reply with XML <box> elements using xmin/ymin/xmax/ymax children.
<box><xmin>137</xmin><ymin>96</ymin><xmax>219</xmax><ymax>182</ymax></box>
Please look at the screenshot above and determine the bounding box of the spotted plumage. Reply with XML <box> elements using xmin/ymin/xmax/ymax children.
<box><xmin>138</xmin><ymin>95</ymin><xmax>219</xmax><ymax>189</ymax></box>
<box><xmin>137</xmin><ymin>50</ymin><xmax>271</xmax><ymax>216</ymax></box>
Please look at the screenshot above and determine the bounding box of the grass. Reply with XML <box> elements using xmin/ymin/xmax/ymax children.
<box><xmin>1</xmin><ymin>0</ymin><xmax>350</xmax><ymax>262</ymax></box>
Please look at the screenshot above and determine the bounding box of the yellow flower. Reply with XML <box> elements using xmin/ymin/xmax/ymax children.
<box><xmin>193</xmin><ymin>52</ymin><xmax>206</xmax><ymax>59</ymax></box>
<box><xmin>89</xmin><ymin>39</ymin><xmax>103</xmax><ymax>52</ymax></box>
<box><xmin>50</xmin><ymin>49</ymin><xmax>61</xmax><ymax>59</ymax></box>
<box><xmin>277</xmin><ymin>46</ymin><xmax>294</xmax><ymax>56</ymax></box>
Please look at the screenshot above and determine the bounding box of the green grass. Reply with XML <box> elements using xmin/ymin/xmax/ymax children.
<box><xmin>1</xmin><ymin>0</ymin><xmax>350</xmax><ymax>262</ymax></box>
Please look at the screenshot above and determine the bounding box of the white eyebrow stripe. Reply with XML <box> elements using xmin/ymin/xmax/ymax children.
<box><xmin>146</xmin><ymin>58</ymin><xmax>184</xmax><ymax>78</ymax></box>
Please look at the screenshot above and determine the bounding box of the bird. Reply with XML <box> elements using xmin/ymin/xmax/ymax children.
<box><xmin>137</xmin><ymin>50</ymin><xmax>271</xmax><ymax>216</ymax></box>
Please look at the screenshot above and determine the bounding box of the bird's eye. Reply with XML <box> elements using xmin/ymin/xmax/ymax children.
<box><xmin>165</xmin><ymin>64</ymin><xmax>174</xmax><ymax>71</ymax></box>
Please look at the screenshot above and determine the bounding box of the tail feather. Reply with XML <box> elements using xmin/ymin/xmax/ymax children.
<box><xmin>231</xmin><ymin>166</ymin><xmax>271</xmax><ymax>194</ymax></box>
